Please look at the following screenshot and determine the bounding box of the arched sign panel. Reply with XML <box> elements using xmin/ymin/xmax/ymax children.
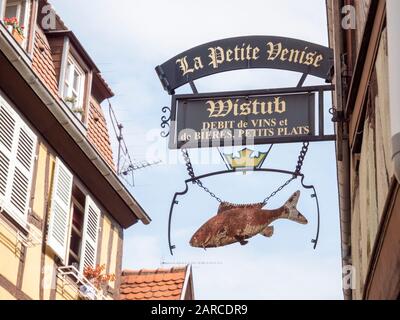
<box><xmin>156</xmin><ymin>36</ymin><xmax>334</xmax><ymax>94</ymax></box>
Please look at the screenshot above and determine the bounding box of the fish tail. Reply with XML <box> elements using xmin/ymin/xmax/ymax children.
<box><xmin>284</xmin><ymin>191</ymin><xmax>308</xmax><ymax>224</ymax></box>
<box><xmin>284</xmin><ymin>191</ymin><xmax>301</xmax><ymax>219</ymax></box>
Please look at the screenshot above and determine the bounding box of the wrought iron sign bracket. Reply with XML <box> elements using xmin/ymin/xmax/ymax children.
<box><xmin>167</xmin><ymin>168</ymin><xmax>321</xmax><ymax>256</ymax></box>
<box><xmin>156</xmin><ymin>36</ymin><xmax>336</xmax><ymax>256</ymax></box>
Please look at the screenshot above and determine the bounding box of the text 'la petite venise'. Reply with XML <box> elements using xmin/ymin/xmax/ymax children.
<box><xmin>176</xmin><ymin>42</ymin><xmax>325</xmax><ymax>76</ymax></box>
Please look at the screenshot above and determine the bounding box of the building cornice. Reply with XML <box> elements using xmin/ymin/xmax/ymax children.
<box><xmin>0</xmin><ymin>23</ymin><xmax>151</xmax><ymax>227</ymax></box>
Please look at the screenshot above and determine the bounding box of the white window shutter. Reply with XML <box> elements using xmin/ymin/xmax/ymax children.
<box><xmin>8</xmin><ymin>123</ymin><xmax>37</xmax><ymax>220</ymax></box>
<box><xmin>47</xmin><ymin>158</ymin><xmax>73</xmax><ymax>263</ymax></box>
<box><xmin>0</xmin><ymin>98</ymin><xmax>37</xmax><ymax>224</ymax></box>
<box><xmin>80</xmin><ymin>196</ymin><xmax>101</xmax><ymax>273</ymax></box>
<box><xmin>0</xmin><ymin>103</ymin><xmax>15</xmax><ymax>203</ymax></box>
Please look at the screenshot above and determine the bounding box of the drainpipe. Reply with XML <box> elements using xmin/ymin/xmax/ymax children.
<box><xmin>328</xmin><ymin>0</ymin><xmax>353</xmax><ymax>300</ymax></box>
<box><xmin>387</xmin><ymin>0</ymin><xmax>400</xmax><ymax>183</ymax></box>
<box><xmin>337</xmin><ymin>141</ymin><xmax>352</xmax><ymax>300</ymax></box>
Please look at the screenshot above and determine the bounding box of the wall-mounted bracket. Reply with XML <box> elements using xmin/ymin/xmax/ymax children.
<box><xmin>330</xmin><ymin>108</ymin><xmax>347</xmax><ymax>123</ymax></box>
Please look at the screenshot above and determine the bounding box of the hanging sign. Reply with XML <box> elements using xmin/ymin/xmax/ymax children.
<box><xmin>156</xmin><ymin>36</ymin><xmax>334</xmax><ymax>94</ymax></box>
<box><xmin>169</xmin><ymin>91</ymin><xmax>315</xmax><ymax>149</ymax></box>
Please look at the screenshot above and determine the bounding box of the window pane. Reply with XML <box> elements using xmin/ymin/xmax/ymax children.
<box><xmin>73</xmin><ymin>71</ymin><xmax>80</xmax><ymax>92</ymax></box>
<box><xmin>19</xmin><ymin>0</ymin><xmax>26</xmax><ymax>27</ymax></box>
<box><xmin>72</xmin><ymin>92</ymin><xmax>78</xmax><ymax>105</ymax></box>
<box><xmin>5</xmin><ymin>4</ymin><xmax>18</xmax><ymax>19</ymax></box>
<box><xmin>68</xmin><ymin>254</ymin><xmax>79</xmax><ymax>269</ymax></box>
<box><xmin>63</xmin><ymin>83</ymin><xmax>69</xmax><ymax>99</ymax></box>
<box><xmin>68</xmin><ymin>185</ymin><xmax>86</xmax><ymax>268</ymax></box>
<box><xmin>65</xmin><ymin>62</ymin><xmax>73</xmax><ymax>83</ymax></box>
<box><xmin>72</xmin><ymin>185</ymin><xmax>85</xmax><ymax>206</ymax></box>
<box><xmin>63</xmin><ymin>57</ymin><xmax>85</xmax><ymax>118</ymax></box>
<box><xmin>70</xmin><ymin>229</ymin><xmax>82</xmax><ymax>256</ymax></box>
<box><xmin>72</xmin><ymin>206</ymin><xmax>84</xmax><ymax>231</ymax></box>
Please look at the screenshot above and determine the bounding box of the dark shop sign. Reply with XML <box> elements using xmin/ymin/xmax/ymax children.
<box><xmin>169</xmin><ymin>92</ymin><xmax>316</xmax><ymax>149</ymax></box>
<box><xmin>156</xmin><ymin>36</ymin><xmax>334</xmax><ymax>94</ymax></box>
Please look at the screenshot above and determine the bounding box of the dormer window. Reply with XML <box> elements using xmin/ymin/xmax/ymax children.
<box><xmin>46</xmin><ymin>32</ymin><xmax>103</xmax><ymax>127</ymax></box>
<box><xmin>63</xmin><ymin>55</ymin><xmax>86</xmax><ymax>118</ymax></box>
<box><xmin>1</xmin><ymin>0</ymin><xmax>31</xmax><ymax>46</ymax></box>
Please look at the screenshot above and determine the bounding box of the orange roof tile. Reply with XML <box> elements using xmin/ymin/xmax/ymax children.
<box><xmin>32</xmin><ymin>29</ymin><xmax>60</xmax><ymax>99</ymax></box>
<box><xmin>87</xmin><ymin>99</ymin><xmax>116</xmax><ymax>170</ymax></box>
<box><xmin>120</xmin><ymin>267</ymin><xmax>191</xmax><ymax>301</ymax></box>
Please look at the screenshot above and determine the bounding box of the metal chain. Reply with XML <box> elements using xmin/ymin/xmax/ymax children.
<box><xmin>182</xmin><ymin>142</ymin><xmax>310</xmax><ymax>206</ymax></box>
<box><xmin>181</xmin><ymin>149</ymin><xmax>223</xmax><ymax>203</ymax></box>
<box><xmin>181</xmin><ymin>149</ymin><xmax>196</xmax><ymax>180</ymax></box>
<box><xmin>262</xmin><ymin>142</ymin><xmax>310</xmax><ymax>205</ymax></box>
<box><xmin>295</xmin><ymin>142</ymin><xmax>310</xmax><ymax>175</ymax></box>
<box><xmin>262</xmin><ymin>176</ymin><xmax>297</xmax><ymax>206</ymax></box>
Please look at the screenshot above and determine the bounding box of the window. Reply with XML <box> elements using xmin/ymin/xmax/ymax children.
<box><xmin>0</xmin><ymin>92</ymin><xmax>37</xmax><ymax>226</ymax></box>
<box><xmin>68</xmin><ymin>186</ymin><xmax>85</xmax><ymax>268</ymax></box>
<box><xmin>1</xmin><ymin>0</ymin><xmax>30</xmax><ymax>38</ymax></box>
<box><xmin>62</xmin><ymin>55</ymin><xmax>86</xmax><ymax>120</ymax></box>
<box><xmin>47</xmin><ymin>158</ymin><xmax>101</xmax><ymax>273</ymax></box>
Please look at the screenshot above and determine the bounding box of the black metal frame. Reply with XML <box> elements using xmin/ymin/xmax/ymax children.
<box><xmin>167</xmin><ymin>168</ymin><xmax>321</xmax><ymax>255</ymax></box>
<box><xmin>161</xmin><ymin>84</ymin><xmax>336</xmax><ymax>148</ymax></box>
<box><xmin>159</xmin><ymin>74</ymin><xmax>334</xmax><ymax>256</ymax></box>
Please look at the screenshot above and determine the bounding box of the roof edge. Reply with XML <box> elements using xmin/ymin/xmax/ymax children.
<box><xmin>180</xmin><ymin>265</ymin><xmax>192</xmax><ymax>300</ymax></box>
<box><xmin>122</xmin><ymin>266</ymin><xmax>187</xmax><ymax>276</ymax></box>
<box><xmin>45</xmin><ymin>30</ymin><xmax>100</xmax><ymax>73</ymax></box>
<box><xmin>0</xmin><ymin>23</ymin><xmax>151</xmax><ymax>226</ymax></box>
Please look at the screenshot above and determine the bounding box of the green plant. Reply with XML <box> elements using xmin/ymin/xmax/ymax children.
<box><xmin>71</xmin><ymin>107</ymin><xmax>84</xmax><ymax>115</ymax></box>
<box><xmin>3</xmin><ymin>17</ymin><xmax>24</xmax><ymax>36</ymax></box>
<box><xmin>64</xmin><ymin>96</ymin><xmax>77</xmax><ymax>103</ymax></box>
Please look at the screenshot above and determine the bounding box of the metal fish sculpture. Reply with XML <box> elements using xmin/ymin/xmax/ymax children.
<box><xmin>190</xmin><ymin>191</ymin><xmax>308</xmax><ymax>249</ymax></box>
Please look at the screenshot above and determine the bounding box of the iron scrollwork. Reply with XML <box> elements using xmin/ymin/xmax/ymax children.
<box><xmin>160</xmin><ymin>106</ymin><xmax>172</xmax><ymax>138</ymax></box>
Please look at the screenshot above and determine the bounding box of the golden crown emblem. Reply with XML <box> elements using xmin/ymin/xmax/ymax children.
<box><xmin>224</xmin><ymin>148</ymin><xmax>268</xmax><ymax>170</ymax></box>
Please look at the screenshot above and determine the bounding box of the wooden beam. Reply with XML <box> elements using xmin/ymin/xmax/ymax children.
<box><xmin>348</xmin><ymin>0</ymin><xmax>386</xmax><ymax>151</ymax></box>
<box><xmin>364</xmin><ymin>180</ymin><xmax>400</xmax><ymax>299</ymax></box>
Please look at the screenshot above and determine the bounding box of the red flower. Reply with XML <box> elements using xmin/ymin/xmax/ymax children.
<box><xmin>83</xmin><ymin>264</ymin><xmax>115</xmax><ymax>290</ymax></box>
<box><xmin>2</xmin><ymin>17</ymin><xmax>24</xmax><ymax>36</ymax></box>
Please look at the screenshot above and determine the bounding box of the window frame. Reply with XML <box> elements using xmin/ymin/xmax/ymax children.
<box><xmin>66</xmin><ymin>184</ymin><xmax>86</xmax><ymax>269</ymax></box>
<box><xmin>47</xmin><ymin>163</ymin><xmax>101</xmax><ymax>272</ymax></box>
<box><xmin>63</xmin><ymin>54</ymin><xmax>86</xmax><ymax>115</ymax></box>
<box><xmin>1</xmin><ymin>0</ymin><xmax>31</xmax><ymax>46</ymax></box>
<box><xmin>58</xmin><ymin>41</ymin><xmax>92</xmax><ymax>125</ymax></box>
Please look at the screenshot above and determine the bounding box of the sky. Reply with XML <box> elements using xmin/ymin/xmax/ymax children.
<box><xmin>50</xmin><ymin>0</ymin><xmax>343</xmax><ymax>300</ymax></box>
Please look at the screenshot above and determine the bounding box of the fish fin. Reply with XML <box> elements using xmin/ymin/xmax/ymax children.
<box><xmin>235</xmin><ymin>236</ymin><xmax>249</xmax><ymax>246</ymax></box>
<box><xmin>260</xmin><ymin>226</ymin><xmax>274</xmax><ymax>238</ymax></box>
<box><xmin>217</xmin><ymin>203</ymin><xmax>233</xmax><ymax>214</ymax></box>
<box><xmin>218</xmin><ymin>202</ymin><xmax>264</xmax><ymax>214</ymax></box>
